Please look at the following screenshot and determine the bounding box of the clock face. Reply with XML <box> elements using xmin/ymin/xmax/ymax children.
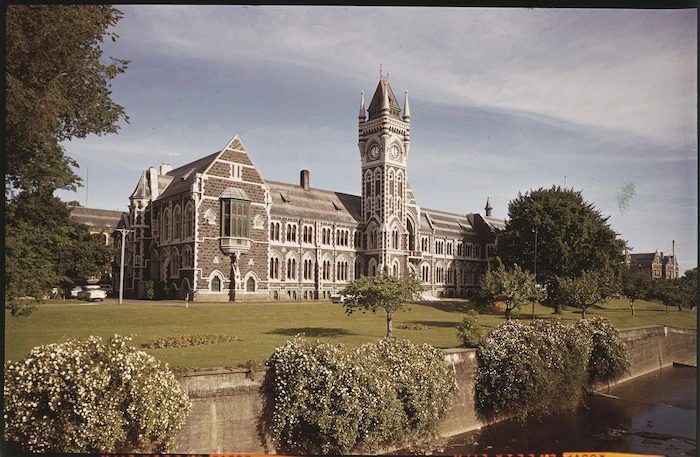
<box><xmin>369</xmin><ymin>145</ymin><xmax>380</xmax><ymax>160</ymax></box>
<box><xmin>390</xmin><ymin>145</ymin><xmax>400</xmax><ymax>159</ymax></box>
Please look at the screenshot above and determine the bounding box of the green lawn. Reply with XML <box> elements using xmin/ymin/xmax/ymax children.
<box><xmin>5</xmin><ymin>298</ymin><xmax>696</xmax><ymax>371</ymax></box>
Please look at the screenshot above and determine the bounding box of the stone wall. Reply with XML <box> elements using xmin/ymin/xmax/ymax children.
<box><xmin>173</xmin><ymin>324</ymin><xmax>696</xmax><ymax>454</ymax></box>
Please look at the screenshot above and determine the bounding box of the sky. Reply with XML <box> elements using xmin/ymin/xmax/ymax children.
<box><xmin>55</xmin><ymin>5</ymin><xmax>698</xmax><ymax>274</ymax></box>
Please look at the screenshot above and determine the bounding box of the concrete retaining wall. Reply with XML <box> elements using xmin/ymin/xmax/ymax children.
<box><xmin>174</xmin><ymin>325</ymin><xmax>696</xmax><ymax>453</ymax></box>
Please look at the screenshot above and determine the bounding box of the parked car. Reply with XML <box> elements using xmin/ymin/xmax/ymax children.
<box><xmin>331</xmin><ymin>294</ymin><xmax>347</xmax><ymax>303</ymax></box>
<box><xmin>77</xmin><ymin>285</ymin><xmax>107</xmax><ymax>302</ymax></box>
<box><xmin>99</xmin><ymin>283</ymin><xmax>113</xmax><ymax>295</ymax></box>
<box><xmin>70</xmin><ymin>286</ymin><xmax>83</xmax><ymax>299</ymax></box>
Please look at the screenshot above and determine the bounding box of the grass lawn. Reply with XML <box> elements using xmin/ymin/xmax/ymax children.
<box><xmin>5</xmin><ymin>298</ymin><xmax>696</xmax><ymax>371</ymax></box>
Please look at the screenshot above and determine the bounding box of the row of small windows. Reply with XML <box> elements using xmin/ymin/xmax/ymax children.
<box><xmin>270</xmin><ymin>222</ymin><xmax>355</xmax><ymax>247</ymax></box>
<box><xmin>270</xmin><ymin>257</ymin><xmax>353</xmax><ymax>282</ymax></box>
<box><xmin>420</xmin><ymin>238</ymin><xmax>481</xmax><ymax>258</ymax></box>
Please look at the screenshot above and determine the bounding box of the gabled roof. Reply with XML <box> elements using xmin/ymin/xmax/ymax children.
<box><xmin>155</xmin><ymin>151</ymin><xmax>219</xmax><ymax>201</ymax></box>
<box><xmin>268</xmin><ymin>180</ymin><xmax>362</xmax><ymax>224</ymax></box>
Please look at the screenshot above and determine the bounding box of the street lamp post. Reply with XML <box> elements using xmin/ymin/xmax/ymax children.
<box><xmin>116</xmin><ymin>228</ymin><xmax>134</xmax><ymax>304</ymax></box>
<box><xmin>532</xmin><ymin>227</ymin><xmax>538</xmax><ymax>320</ymax></box>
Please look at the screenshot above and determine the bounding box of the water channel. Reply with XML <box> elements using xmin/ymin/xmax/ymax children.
<box><xmin>416</xmin><ymin>365</ymin><xmax>696</xmax><ymax>457</ymax></box>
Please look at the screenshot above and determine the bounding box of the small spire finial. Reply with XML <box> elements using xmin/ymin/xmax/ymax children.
<box><xmin>380</xmin><ymin>63</ymin><xmax>383</xmax><ymax>78</ymax></box>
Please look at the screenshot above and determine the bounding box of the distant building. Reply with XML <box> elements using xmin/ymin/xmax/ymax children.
<box><xmin>625</xmin><ymin>247</ymin><xmax>680</xmax><ymax>280</ymax></box>
<box><xmin>67</xmin><ymin>205</ymin><xmax>127</xmax><ymax>247</ymax></box>
<box><xmin>115</xmin><ymin>75</ymin><xmax>505</xmax><ymax>301</ymax></box>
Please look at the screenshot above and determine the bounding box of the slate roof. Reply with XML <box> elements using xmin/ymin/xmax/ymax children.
<box><xmin>367</xmin><ymin>76</ymin><xmax>402</xmax><ymax>120</ymax></box>
<box><xmin>268</xmin><ymin>180</ymin><xmax>362</xmax><ymax>224</ymax></box>
<box><xmin>68</xmin><ymin>206</ymin><xmax>127</xmax><ymax>229</ymax></box>
<box><xmin>629</xmin><ymin>252</ymin><xmax>657</xmax><ymax>267</ymax></box>
<box><xmin>156</xmin><ymin>152</ymin><xmax>220</xmax><ymax>201</ymax></box>
<box><xmin>421</xmin><ymin>208</ymin><xmax>476</xmax><ymax>237</ymax></box>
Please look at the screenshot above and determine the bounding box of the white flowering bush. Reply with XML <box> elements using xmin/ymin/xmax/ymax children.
<box><xmin>475</xmin><ymin>319</ymin><xmax>590</xmax><ymax>421</ymax></box>
<box><xmin>456</xmin><ymin>310</ymin><xmax>485</xmax><ymax>347</ymax></box>
<box><xmin>575</xmin><ymin>317</ymin><xmax>629</xmax><ymax>384</ymax></box>
<box><xmin>4</xmin><ymin>335</ymin><xmax>191</xmax><ymax>453</ymax></box>
<box><xmin>266</xmin><ymin>337</ymin><xmax>456</xmax><ymax>454</ymax></box>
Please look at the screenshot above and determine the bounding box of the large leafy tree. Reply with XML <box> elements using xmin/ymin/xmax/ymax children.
<box><xmin>341</xmin><ymin>273</ymin><xmax>423</xmax><ymax>337</ymax></box>
<box><xmin>5</xmin><ymin>5</ymin><xmax>128</xmax><ymax>314</ymax></box>
<box><xmin>497</xmin><ymin>186</ymin><xmax>625</xmax><ymax>313</ymax></box>
<box><xmin>6</xmin><ymin>4</ymin><xmax>129</xmax><ymax>193</ymax></box>
<box><xmin>5</xmin><ymin>192</ymin><xmax>114</xmax><ymax>316</ymax></box>
<box><xmin>478</xmin><ymin>262</ymin><xmax>546</xmax><ymax>320</ymax></box>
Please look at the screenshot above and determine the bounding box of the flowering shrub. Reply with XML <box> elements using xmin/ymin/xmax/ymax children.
<box><xmin>144</xmin><ymin>333</ymin><xmax>238</xmax><ymax>348</ymax></box>
<box><xmin>475</xmin><ymin>319</ymin><xmax>590</xmax><ymax>421</ymax></box>
<box><xmin>266</xmin><ymin>337</ymin><xmax>456</xmax><ymax>454</ymax></box>
<box><xmin>456</xmin><ymin>310</ymin><xmax>485</xmax><ymax>347</ymax></box>
<box><xmin>575</xmin><ymin>317</ymin><xmax>629</xmax><ymax>384</ymax></box>
<box><xmin>4</xmin><ymin>335</ymin><xmax>191</xmax><ymax>453</ymax></box>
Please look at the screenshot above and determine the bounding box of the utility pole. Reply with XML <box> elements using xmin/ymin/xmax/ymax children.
<box><xmin>116</xmin><ymin>228</ymin><xmax>134</xmax><ymax>304</ymax></box>
<box><xmin>532</xmin><ymin>227</ymin><xmax>538</xmax><ymax>320</ymax></box>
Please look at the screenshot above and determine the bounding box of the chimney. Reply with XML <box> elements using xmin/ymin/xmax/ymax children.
<box><xmin>160</xmin><ymin>163</ymin><xmax>172</xmax><ymax>175</ymax></box>
<box><xmin>300</xmin><ymin>170</ymin><xmax>310</xmax><ymax>190</ymax></box>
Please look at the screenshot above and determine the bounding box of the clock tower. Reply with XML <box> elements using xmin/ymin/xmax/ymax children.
<box><xmin>357</xmin><ymin>75</ymin><xmax>417</xmax><ymax>276</ymax></box>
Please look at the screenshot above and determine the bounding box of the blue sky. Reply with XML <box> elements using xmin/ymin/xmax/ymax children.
<box><xmin>56</xmin><ymin>6</ymin><xmax>698</xmax><ymax>273</ymax></box>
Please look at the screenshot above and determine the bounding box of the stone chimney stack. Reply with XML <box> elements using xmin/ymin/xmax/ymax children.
<box><xmin>300</xmin><ymin>170</ymin><xmax>310</xmax><ymax>190</ymax></box>
<box><xmin>160</xmin><ymin>163</ymin><xmax>172</xmax><ymax>175</ymax></box>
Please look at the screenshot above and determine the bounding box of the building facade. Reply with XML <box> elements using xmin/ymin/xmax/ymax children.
<box><xmin>115</xmin><ymin>76</ymin><xmax>505</xmax><ymax>301</ymax></box>
<box><xmin>626</xmin><ymin>249</ymin><xmax>680</xmax><ymax>280</ymax></box>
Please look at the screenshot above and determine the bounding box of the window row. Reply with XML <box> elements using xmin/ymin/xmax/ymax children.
<box><xmin>270</xmin><ymin>257</ymin><xmax>353</xmax><ymax>282</ymax></box>
<box><xmin>270</xmin><ymin>222</ymin><xmax>356</xmax><ymax>247</ymax></box>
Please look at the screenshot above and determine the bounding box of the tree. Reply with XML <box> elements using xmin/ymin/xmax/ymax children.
<box><xmin>6</xmin><ymin>5</ymin><xmax>128</xmax><ymax>193</ymax></box>
<box><xmin>497</xmin><ymin>186</ymin><xmax>624</xmax><ymax>313</ymax></box>
<box><xmin>649</xmin><ymin>271</ymin><xmax>697</xmax><ymax>313</ymax></box>
<box><xmin>478</xmin><ymin>262</ymin><xmax>545</xmax><ymax>320</ymax></box>
<box><xmin>5</xmin><ymin>5</ymin><xmax>128</xmax><ymax>312</ymax></box>
<box><xmin>679</xmin><ymin>268</ymin><xmax>698</xmax><ymax>310</ymax></box>
<box><xmin>621</xmin><ymin>263</ymin><xmax>652</xmax><ymax>315</ymax></box>
<box><xmin>5</xmin><ymin>192</ymin><xmax>113</xmax><ymax>316</ymax></box>
<box><xmin>341</xmin><ymin>273</ymin><xmax>423</xmax><ymax>337</ymax></box>
<box><xmin>557</xmin><ymin>270</ymin><xmax>614</xmax><ymax>319</ymax></box>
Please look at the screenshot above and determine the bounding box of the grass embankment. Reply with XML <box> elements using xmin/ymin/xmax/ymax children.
<box><xmin>5</xmin><ymin>298</ymin><xmax>695</xmax><ymax>371</ymax></box>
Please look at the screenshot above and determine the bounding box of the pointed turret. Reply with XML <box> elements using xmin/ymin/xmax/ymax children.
<box><xmin>403</xmin><ymin>90</ymin><xmax>411</xmax><ymax>121</ymax></box>
<box><xmin>358</xmin><ymin>90</ymin><xmax>366</xmax><ymax>121</ymax></box>
<box><xmin>485</xmin><ymin>197</ymin><xmax>493</xmax><ymax>217</ymax></box>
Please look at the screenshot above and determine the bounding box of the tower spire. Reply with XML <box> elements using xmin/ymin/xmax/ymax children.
<box><xmin>485</xmin><ymin>197</ymin><xmax>493</xmax><ymax>217</ymax></box>
<box><xmin>403</xmin><ymin>90</ymin><xmax>410</xmax><ymax>121</ymax></box>
<box><xmin>358</xmin><ymin>90</ymin><xmax>366</xmax><ymax>120</ymax></box>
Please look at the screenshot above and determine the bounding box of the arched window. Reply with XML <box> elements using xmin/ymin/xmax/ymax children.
<box><xmin>173</xmin><ymin>205</ymin><xmax>182</xmax><ymax>240</ymax></box>
<box><xmin>391</xmin><ymin>229</ymin><xmax>399</xmax><ymax>249</ymax></box>
<box><xmin>184</xmin><ymin>202</ymin><xmax>194</xmax><ymax>238</ymax></box>
<box><xmin>211</xmin><ymin>276</ymin><xmax>221</xmax><ymax>292</ymax></box>
<box><xmin>182</xmin><ymin>245</ymin><xmax>193</xmax><ymax>269</ymax></box>
<box><xmin>246</xmin><ymin>277</ymin><xmax>255</xmax><ymax>292</ymax></box>
<box><xmin>287</xmin><ymin>257</ymin><xmax>297</xmax><ymax>280</ymax></box>
<box><xmin>162</xmin><ymin>208</ymin><xmax>171</xmax><ymax>242</ymax></box>
<box><xmin>269</xmin><ymin>256</ymin><xmax>280</xmax><ymax>280</ymax></box>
